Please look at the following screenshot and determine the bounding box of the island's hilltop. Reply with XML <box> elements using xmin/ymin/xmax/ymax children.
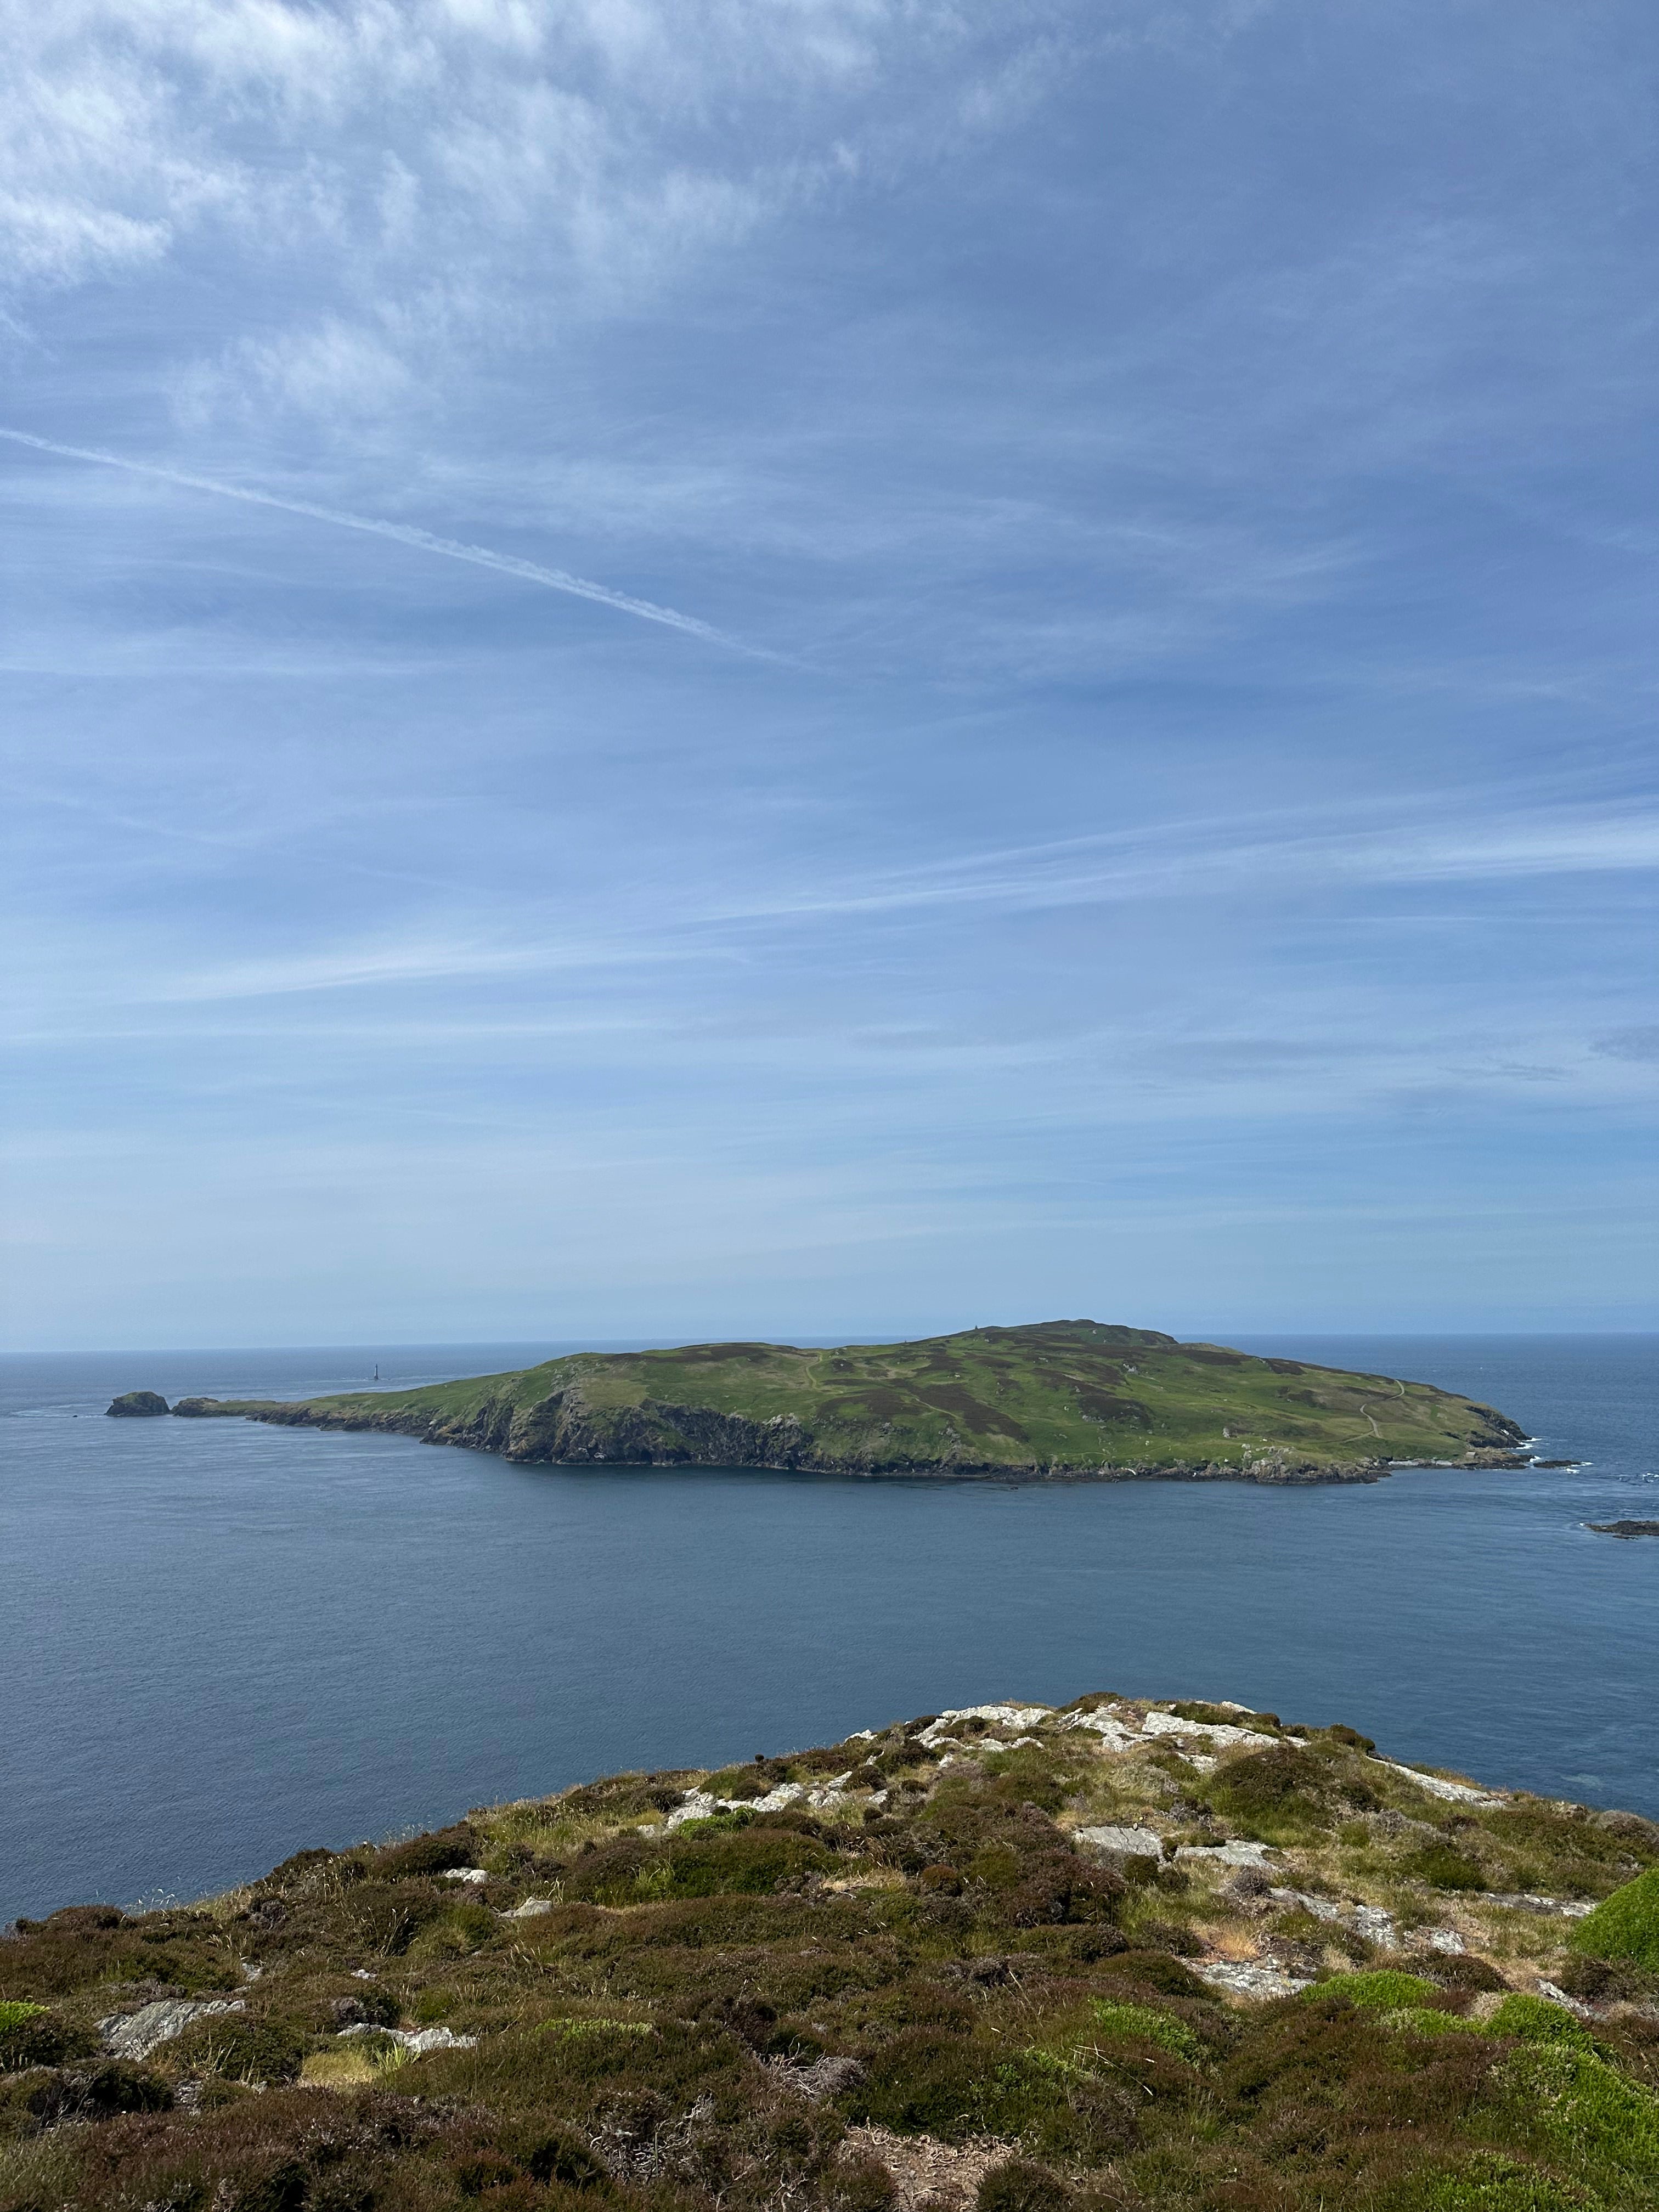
<box><xmin>5</xmin><ymin>1692</ymin><xmax>1657</xmax><ymax>2210</ymax></box>
<box><xmin>123</xmin><ymin>1321</ymin><xmax>1529</xmax><ymax>1482</ymax></box>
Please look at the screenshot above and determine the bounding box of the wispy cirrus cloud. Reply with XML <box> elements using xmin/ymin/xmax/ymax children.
<box><xmin>716</xmin><ymin>803</ymin><xmax>1659</xmax><ymax>928</ymax></box>
<box><xmin>65</xmin><ymin>795</ymin><xmax>1655</xmax><ymax>1012</ymax></box>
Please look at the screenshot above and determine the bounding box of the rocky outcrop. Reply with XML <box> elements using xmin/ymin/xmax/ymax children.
<box><xmin>105</xmin><ymin>1391</ymin><xmax>169</xmax><ymax>1417</ymax></box>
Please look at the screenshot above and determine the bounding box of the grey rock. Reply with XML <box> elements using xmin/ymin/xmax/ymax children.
<box><xmin>101</xmin><ymin>1996</ymin><xmax>244</xmax><ymax>2060</ymax></box>
<box><xmin>1189</xmin><ymin>1959</ymin><xmax>1312</xmax><ymax>1998</ymax></box>
<box><xmin>1178</xmin><ymin>1840</ymin><xmax>1278</xmax><ymax>1867</ymax></box>
<box><xmin>1075</xmin><ymin>1823</ymin><xmax>1162</xmax><ymax>1858</ymax></box>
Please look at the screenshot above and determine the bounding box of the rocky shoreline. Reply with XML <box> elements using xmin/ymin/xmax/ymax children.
<box><xmin>112</xmin><ymin>1385</ymin><xmax>1534</xmax><ymax>1484</ymax></box>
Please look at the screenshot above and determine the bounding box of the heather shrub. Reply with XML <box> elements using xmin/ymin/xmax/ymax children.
<box><xmin>27</xmin><ymin>2063</ymin><xmax>173</xmax><ymax>2121</ymax></box>
<box><xmin>0</xmin><ymin>2004</ymin><xmax>97</xmax><ymax>2072</ymax></box>
<box><xmin>374</xmin><ymin>1824</ymin><xmax>479</xmax><ymax>1879</ymax></box>
<box><xmin>978</xmin><ymin>2158</ymin><xmax>1073</xmax><ymax>2212</ymax></box>
<box><xmin>407</xmin><ymin>1898</ymin><xmax>498</xmax><ymax>1958</ymax></box>
<box><xmin>1092</xmin><ymin>1950</ymin><xmax>1209</xmax><ymax>1998</ymax></box>
<box><xmin>1206</xmin><ymin>1745</ymin><xmax>1334</xmax><ymax>1841</ymax></box>
<box><xmin>1401</xmin><ymin>1841</ymin><xmax>1488</xmax><ymax>1893</ymax></box>
<box><xmin>167</xmin><ymin>2015</ymin><xmax>307</xmax><ymax>2086</ymax></box>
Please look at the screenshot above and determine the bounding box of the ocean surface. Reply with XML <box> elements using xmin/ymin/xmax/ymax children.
<box><xmin>2</xmin><ymin>1334</ymin><xmax>1655</xmax><ymax>1923</ymax></box>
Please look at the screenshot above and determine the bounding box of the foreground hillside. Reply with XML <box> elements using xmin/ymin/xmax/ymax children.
<box><xmin>5</xmin><ymin>1694</ymin><xmax>1658</xmax><ymax>2211</ymax></box>
<box><xmin>154</xmin><ymin>1321</ymin><xmax>1527</xmax><ymax>1480</ymax></box>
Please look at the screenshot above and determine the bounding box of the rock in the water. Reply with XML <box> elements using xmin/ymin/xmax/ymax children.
<box><xmin>1587</xmin><ymin>1520</ymin><xmax>1659</xmax><ymax>1538</ymax></box>
<box><xmin>106</xmin><ymin>1391</ymin><xmax>170</xmax><ymax>1418</ymax></box>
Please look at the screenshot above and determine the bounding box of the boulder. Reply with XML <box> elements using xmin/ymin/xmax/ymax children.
<box><xmin>105</xmin><ymin>1391</ymin><xmax>169</xmax><ymax>1418</ymax></box>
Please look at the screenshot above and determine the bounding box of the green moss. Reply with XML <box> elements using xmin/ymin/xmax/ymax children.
<box><xmin>1310</xmin><ymin>1970</ymin><xmax>1446</xmax><ymax>2010</ymax></box>
<box><xmin>1485</xmin><ymin>1997</ymin><xmax>1598</xmax><ymax>2051</ymax></box>
<box><xmin>1495</xmin><ymin>2043</ymin><xmax>1659</xmax><ymax>2180</ymax></box>
<box><xmin>1386</xmin><ymin>2151</ymin><xmax>1603</xmax><ymax>2210</ymax></box>
<box><xmin>1085</xmin><ymin>2001</ymin><xmax>1205</xmax><ymax>2064</ymax></box>
<box><xmin>1569</xmin><ymin>1869</ymin><xmax>1659</xmax><ymax>1970</ymax></box>
<box><xmin>1382</xmin><ymin>2007</ymin><xmax>1486</xmax><ymax>2039</ymax></box>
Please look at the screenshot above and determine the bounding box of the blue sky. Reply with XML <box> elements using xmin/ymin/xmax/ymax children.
<box><xmin>3</xmin><ymin>0</ymin><xmax>1655</xmax><ymax>1351</ymax></box>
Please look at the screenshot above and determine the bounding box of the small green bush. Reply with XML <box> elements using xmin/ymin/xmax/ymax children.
<box><xmin>845</xmin><ymin>2028</ymin><xmax>981</xmax><ymax>2137</ymax></box>
<box><xmin>374</xmin><ymin>1824</ymin><xmax>479</xmax><ymax>1878</ymax></box>
<box><xmin>1568</xmin><ymin>1866</ymin><xmax>1659</xmax><ymax>1970</ymax></box>
<box><xmin>525</xmin><ymin>2128</ymin><xmax>608</xmax><ymax>2190</ymax></box>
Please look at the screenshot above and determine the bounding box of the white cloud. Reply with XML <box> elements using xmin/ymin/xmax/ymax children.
<box><xmin>0</xmin><ymin>1</ymin><xmax>1175</xmax><ymax>420</ymax></box>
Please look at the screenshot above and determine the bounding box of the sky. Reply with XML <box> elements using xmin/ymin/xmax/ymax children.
<box><xmin>2</xmin><ymin>0</ymin><xmax>1656</xmax><ymax>1352</ymax></box>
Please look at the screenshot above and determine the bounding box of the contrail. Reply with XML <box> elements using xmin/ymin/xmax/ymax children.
<box><xmin>0</xmin><ymin>425</ymin><xmax>751</xmax><ymax>653</ymax></box>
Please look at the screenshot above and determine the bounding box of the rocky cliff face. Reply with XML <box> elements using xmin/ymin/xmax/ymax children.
<box><xmin>230</xmin><ymin>1383</ymin><xmax>1396</xmax><ymax>1483</ymax></box>
<box><xmin>105</xmin><ymin>1391</ymin><xmax>170</xmax><ymax>1417</ymax></box>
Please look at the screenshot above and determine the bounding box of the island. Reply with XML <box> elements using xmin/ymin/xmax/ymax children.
<box><xmin>6</xmin><ymin>1690</ymin><xmax>1657</xmax><ymax>2211</ymax></box>
<box><xmin>104</xmin><ymin>1390</ymin><xmax>170</xmax><ymax>1417</ymax></box>
<box><xmin>159</xmin><ymin>1319</ymin><xmax>1528</xmax><ymax>1482</ymax></box>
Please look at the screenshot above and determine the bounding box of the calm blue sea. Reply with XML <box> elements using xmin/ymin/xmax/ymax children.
<box><xmin>2</xmin><ymin>1335</ymin><xmax>1655</xmax><ymax>1923</ymax></box>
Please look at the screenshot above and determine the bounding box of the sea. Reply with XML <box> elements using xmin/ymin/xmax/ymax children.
<box><xmin>2</xmin><ymin>1334</ymin><xmax>1655</xmax><ymax>1924</ymax></box>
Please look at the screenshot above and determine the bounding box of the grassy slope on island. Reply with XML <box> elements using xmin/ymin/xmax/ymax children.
<box><xmin>174</xmin><ymin>1319</ymin><xmax>1527</xmax><ymax>1478</ymax></box>
<box><xmin>5</xmin><ymin>1694</ymin><xmax>1659</xmax><ymax>2211</ymax></box>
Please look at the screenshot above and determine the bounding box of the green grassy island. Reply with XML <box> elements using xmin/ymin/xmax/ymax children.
<box><xmin>159</xmin><ymin>1321</ymin><xmax>1528</xmax><ymax>1482</ymax></box>
<box><xmin>5</xmin><ymin>1694</ymin><xmax>1658</xmax><ymax>2210</ymax></box>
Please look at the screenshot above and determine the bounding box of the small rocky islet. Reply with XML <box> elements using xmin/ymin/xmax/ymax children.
<box><xmin>106</xmin><ymin>1320</ymin><xmax>1537</xmax><ymax>1483</ymax></box>
<box><xmin>5</xmin><ymin>1695</ymin><xmax>1658</xmax><ymax>2211</ymax></box>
